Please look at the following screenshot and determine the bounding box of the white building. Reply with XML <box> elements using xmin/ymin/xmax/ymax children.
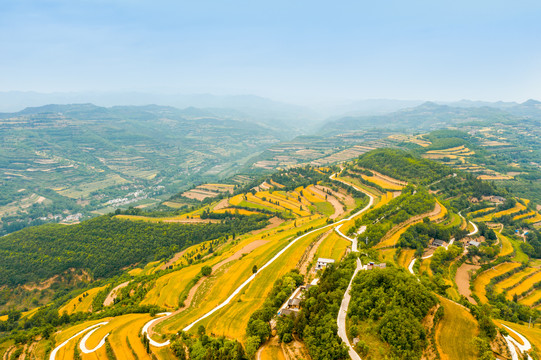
<box><xmin>316</xmin><ymin>258</ymin><xmax>335</xmax><ymax>270</ymax></box>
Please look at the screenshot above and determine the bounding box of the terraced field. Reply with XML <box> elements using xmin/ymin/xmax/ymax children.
<box><xmin>493</xmin><ymin>267</ymin><xmax>538</xmax><ymax>296</ymax></box>
<box><xmin>316</xmin><ymin>231</ymin><xmax>350</xmax><ymax>262</ymax></box>
<box><xmin>497</xmin><ymin>232</ymin><xmax>514</xmax><ymax>258</ymax></box>
<box><xmin>155</xmin><ymin>217</ymin><xmax>327</xmax><ymax>337</ymax></box>
<box><xmin>506</xmin><ymin>271</ymin><xmax>541</xmax><ymax>301</ymax></box>
<box><xmin>472</xmin><ymin>262</ymin><xmax>522</xmax><ymax>303</ymax></box>
<box><xmin>59</xmin><ymin>286</ymin><xmax>107</xmax><ymax>315</ymax></box>
<box><xmin>397</xmin><ymin>249</ymin><xmax>416</xmax><ymax>269</ymax></box>
<box><xmin>435</xmin><ymin>296</ymin><xmax>479</xmax><ymax>360</ymax></box>
<box><xmin>474</xmin><ymin>200</ymin><xmax>527</xmax><ymax>222</ymax></box>
<box><xmin>196</xmin><ymin>227</ymin><xmax>328</xmax><ymax>340</ymax></box>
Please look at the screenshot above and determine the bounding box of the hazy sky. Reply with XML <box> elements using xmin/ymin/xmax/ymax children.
<box><xmin>1</xmin><ymin>0</ymin><xmax>541</xmax><ymax>103</ymax></box>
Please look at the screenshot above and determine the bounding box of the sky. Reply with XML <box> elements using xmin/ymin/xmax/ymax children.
<box><xmin>1</xmin><ymin>0</ymin><xmax>541</xmax><ymax>104</ymax></box>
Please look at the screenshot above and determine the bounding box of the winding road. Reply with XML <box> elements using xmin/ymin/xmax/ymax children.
<box><xmin>337</xmin><ymin>258</ymin><xmax>365</xmax><ymax>360</ymax></box>
<box><xmin>181</xmin><ymin>173</ymin><xmax>375</xmax><ymax>332</ymax></box>
<box><xmin>49</xmin><ymin>322</ymin><xmax>108</xmax><ymax>360</ymax></box>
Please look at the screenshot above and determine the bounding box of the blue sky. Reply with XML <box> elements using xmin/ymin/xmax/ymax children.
<box><xmin>1</xmin><ymin>0</ymin><xmax>540</xmax><ymax>103</ymax></box>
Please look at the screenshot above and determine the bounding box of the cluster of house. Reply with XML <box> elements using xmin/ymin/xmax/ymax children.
<box><xmin>470</xmin><ymin>195</ymin><xmax>506</xmax><ymax>204</ymax></box>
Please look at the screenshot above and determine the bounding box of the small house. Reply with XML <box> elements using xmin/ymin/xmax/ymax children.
<box><xmin>287</xmin><ymin>298</ymin><xmax>301</xmax><ymax>309</ymax></box>
<box><xmin>468</xmin><ymin>240</ymin><xmax>480</xmax><ymax>247</ymax></box>
<box><xmin>316</xmin><ymin>258</ymin><xmax>335</xmax><ymax>270</ymax></box>
<box><xmin>431</xmin><ymin>239</ymin><xmax>446</xmax><ymax>247</ymax></box>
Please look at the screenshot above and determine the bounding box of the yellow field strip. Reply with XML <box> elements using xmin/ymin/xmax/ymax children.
<box><xmin>435</xmin><ymin>296</ymin><xmax>479</xmax><ymax>360</ymax></box>
<box><xmin>472</xmin><ymin>262</ymin><xmax>522</xmax><ymax>303</ymax></box>
<box><xmin>59</xmin><ymin>286</ymin><xmax>107</xmax><ymax>315</ymax></box>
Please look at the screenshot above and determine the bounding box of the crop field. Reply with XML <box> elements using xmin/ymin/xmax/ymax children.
<box><xmin>474</xmin><ymin>201</ymin><xmax>527</xmax><ymax>222</ymax></box>
<box><xmin>493</xmin><ymin>268</ymin><xmax>537</xmax><ymax>294</ymax></box>
<box><xmin>419</xmin><ymin>257</ymin><xmax>433</xmax><ymax>276</ymax></box>
<box><xmin>513</xmin><ymin>211</ymin><xmax>536</xmax><ymax>221</ymax></box>
<box><xmin>156</xmin><ymin>217</ymin><xmax>326</xmax><ymax>336</ymax></box>
<box><xmin>376</xmin><ymin>200</ymin><xmax>442</xmax><ymax>249</ymax></box>
<box><xmin>506</xmin><ymin>271</ymin><xmax>541</xmax><ymax>300</ymax></box>
<box><xmin>497</xmin><ymin>232</ymin><xmax>514</xmax><ymax>257</ymax></box>
<box><xmin>50</xmin><ymin>318</ymin><xmax>112</xmax><ymax>359</ymax></box>
<box><xmin>472</xmin><ymin>262</ymin><xmax>522</xmax><ymax>303</ymax></box>
<box><xmin>361</xmin><ymin>174</ymin><xmax>403</xmax><ymax>191</ymax></box>
<box><xmin>213</xmin><ymin>208</ymin><xmax>260</xmax><ymax>215</ymax></box>
<box><xmin>316</xmin><ymin>232</ymin><xmax>350</xmax><ymax>261</ymax></box>
<box><xmin>525</xmin><ymin>212</ymin><xmax>541</xmax><ymax>223</ymax></box>
<box><xmin>378</xmin><ymin>248</ymin><xmax>397</xmax><ymax>264</ymax></box>
<box><xmin>496</xmin><ymin>320</ymin><xmax>541</xmax><ymax>356</ymax></box>
<box><xmin>56</xmin><ymin>174</ymin><xmax>130</xmax><ymax>199</ymax></box>
<box><xmin>338</xmin><ymin>176</ymin><xmax>384</xmax><ymax>198</ymax></box>
<box><xmin>521</xmin><ymin>289</ymin><xmax>541</xmax><ymax>307</ymax></box>
<box><xmin>194</xmin><ymin>227</ymin><xmax>328</xmax><ymax>340</ymax></box>
<box><xmin>142</xmin><ymin>265</ymin><xmax>204</xmax><ymax>309</ymax></box>
<box><xmin>469</xmin><ymin>207</ymin><xmax>495</xmax><ymax>216</ymax></box>
<box><xmin>59</xmin><ymin>286</ymin><xmax>107</xmax><ymax>315</ymax></box>
<box><xmin>103</xmin><ymin>313</ymin><xmax>153</xmax><ymax>360</ymax></box>
<box><xmin>303</xmin><ymin>185</ymin><xmax>325</xmax><ymax>203</ymax></box>
<box><xmin>259</xmin><ymin>341</ymin><xmax>286</xmax><ymax>360</ymax></box>
<box><xmin>435</xmin><ymin>296</ymin><xmax>479</xmax><ymax>360</ymax></box>
<box><xmin>508</xmin><ymin>236</ymin><xmax>530</xmax><ymax>262</ymax></box>
<box><xmin>397</xmin><ymin>249</ymin><xmax>416</xmax><ymax>269</ymax></box>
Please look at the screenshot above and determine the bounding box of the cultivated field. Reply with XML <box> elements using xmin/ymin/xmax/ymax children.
<box><xmin>435</xmin><ymin>296</ymin><xmax>479</xmax><ymax>360</ymax></box>
<box><xmin>472</xmin><ymin>262</ymin><xmax>522</xmax><ymax>303</ymax></box>
<box><xmin>59</xmin><ymin>286</ymin><xmax>107</xmax><ymax>315</ymax></box>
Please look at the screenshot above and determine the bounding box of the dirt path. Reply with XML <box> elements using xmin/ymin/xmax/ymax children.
<box><xmin>455</xmin><ymin>263</ymin><xmax>480</xmax><ymax>304</ymax></box>
<box><xmin>257</xmin><ymin>336</ymin><xmax>286</xmax><ymax>360</ymax></box>
<box><xmin>160</xmin><ymin>249</ymin><xmax>190</xmax><ymax>270</ymax></box>
<box><xmin>251</xmin><ymin>217</ymin><xmax>284</xmax><ymax>235</ymax></box>
<box><xmin>298</xmin><ymin>229</ymin><xmax>333</xmax><ymax>275</ymax></box>
<box><xmin>103</xmin><ymin>281</ymin><xmax>129</xmax><ymax>306</ymax></box>
<box><xmin>309</xmin><ymin>186</ymin><xmax>344</xmax><ymax>219</ymax></box>
<box><xmin>282</xmin><ymin>336</ymin><xmax>312</xmax><ymax>360</ymax></box>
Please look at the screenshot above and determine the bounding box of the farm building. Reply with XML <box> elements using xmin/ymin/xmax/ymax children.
<box><xmin>431</xmin><ymin>239</ymin><xmax>446</xmax><ymax>247</ymax></box>
<box><xmin>287</xmin><ymin>298</ymin><xmax>301</xmax><ymax>309</ymax></box>
<box><xmin>316</xmin><ymin>258</ymin><xmax>335</xmax><ymax>270</ymax></box>
<box><xmin>367</xmin><ymin>262</ymin><xmax>386</xmax><ymax>270</ymax></box>
<box><xmin>468</xmin><ymin>240</ymin><xmax>481</xmax><ymax>247</ymax></box>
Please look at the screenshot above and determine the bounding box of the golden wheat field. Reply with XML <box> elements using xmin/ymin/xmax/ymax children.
<box><xmin>435</xmin><ymin>296</ymin><xmax>479</xmax><ymax>360</ymax></box>
<box><xmin>59</xmin><ymin>286</ymin><xmax>107</xmax><ymax>315</ymax></box>
<box><xmin>472</xmin><ymin>262</ymin><xmax>522</xmax><ymax>303</ymax></box>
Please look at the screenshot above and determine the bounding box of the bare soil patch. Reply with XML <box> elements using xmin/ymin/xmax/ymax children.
<box><xmin>455</xmin><ymin>263</ymin><xmax>480</xmax><ymax>304</ymax></box>
<box><xmin>213</xmin><ymin>198</ymin><xmax>230</xmax><ymax>210</ymax></box>
<box><xmin>103</xmin><ymin>281</ymin><xmax>130</xmax><ymax>306</ymax></box>
<box><xmin>251</xmin><ymin>217</ymin><xmax>284</xmax><ymax>235</ymax></box>
<box><xmin>311</xmin><ymin>186</ymin><xmax>345</xmax><ymax>219</ymax></box>
<box><xmin>298</xmin><ymin>230</ymin><xmax>332</xmax><ymax>275</ymax></box>
<box><xmin>161</xmin><ymin>249</ymin><xmax>190</xmax><ymax>270</ymax></box>
<box><xmin>212</xmin><ymin>240</ymin><xmax>269</xmax><ymax>270</ymax></box>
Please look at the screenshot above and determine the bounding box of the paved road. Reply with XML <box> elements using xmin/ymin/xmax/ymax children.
<box><xmin>337</xmin><ymin>258</ymin><xmax>365</xmax><ymax>360</ymax></box>
<box><xmin>49</xmin><ymin>322</ymin><xmax>108</xmax><ymax>360</ymax></box>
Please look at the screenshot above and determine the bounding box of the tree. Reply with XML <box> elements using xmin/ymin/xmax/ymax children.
<box><xmin>252</xmin><ymin>265</ymin><xmax>258</xmax><ymax>274</ymax></box>
<box><xmin>201</xmin><ymin>265</ymin><xmax>212</xmax><ymax>277</ymax></box>
<box><xmin>245</xmin><ymin>336</ymin><xmax>261</xmax><ymax>359</ymax></box>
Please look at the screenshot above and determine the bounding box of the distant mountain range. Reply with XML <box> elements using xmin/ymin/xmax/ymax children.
<box><xmin>318</xmin><ymin>100</ymin><xmax>541</xmax><ymax>134</ymax></box>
